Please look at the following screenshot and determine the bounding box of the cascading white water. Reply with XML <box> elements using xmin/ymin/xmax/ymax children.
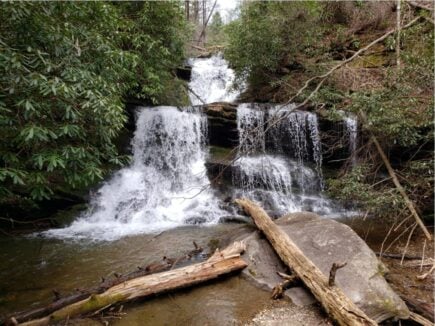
<box><xmin>188</xmin><ymin>54</ymin><xmax>239</xmax><ymax>105</ymax></box>
<box><xmin>267</xmin><ymin>105</ymin><xmax>323</xmax><ymax>173</ymax></box>
<box><xmin>344</xmin><ymin>115</ymin><xmax>358</xmax><ymax>166</ymax></box>
<box><xmin>233</xmin><ymin>104</ymin><xmax>337</xmax><ymax>216</ymax></box>
<box><xmin>44</xmin><ymin>107</ymin><xmax>227</xmax><ymax>240</ymax></box>
<box><xmin>237</xmin><ymin>103</ymin><xmax>266</xmax><ymax>154</ymax></box>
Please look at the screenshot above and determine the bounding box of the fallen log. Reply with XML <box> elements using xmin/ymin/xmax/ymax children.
<box><xmin>235</xmin><ymin>198</ymin><xmax>377</xmax><ymax>326</ymax></box>
<box><xmin>11</xmin><ymin>242</ymin><xmax>247</xmax><ymax>326</ymax></box>
<box><xmin>5</xmin><ymin>243</ymin><xmax>203</xmax><ymax>325</ymax></box>
<box><xmin>400</xmin><ymin>295</ymin><xmax>434</xmax><ymax>322</ymax></box>
<box><xmin>409</xmin><ymin>312</ymin><xmax>434</xmax><ymax>326</ymax></box>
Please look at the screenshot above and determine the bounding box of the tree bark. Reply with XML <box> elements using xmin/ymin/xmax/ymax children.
<box><xmin>235</xmin><ymin>198</ymin><xmax>378</xmax><ymax>326</ymax></box>
<box><xmin>15</xmin><ymin>242</ymin><xmax>247</xmax><ymax>326</ymax></box>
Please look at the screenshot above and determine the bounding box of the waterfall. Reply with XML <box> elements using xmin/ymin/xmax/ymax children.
<box><xmin>267</xmin><ymin>105</ymin><xmax>322</xmax><ymax>172</ymax></box>
<box><xmin>233</xmin><ymin>104</ymin><xmax>335</xmax><ymax>216</ymax></box>
<box><xmin>188</xmin><ymin>54</ymin><xmax>239</xmax><ymax>105</ymax></box>
<box><xmin>44</xmin><ymin>107</ymin><xmax>226</xmax><ymax>240</ymax></box>
<box><xmin>237</xmin><ymin>103</ymin><xmax>266</xmax><ymax>154</ymax></box>
<box><xmin>344</xmin><ymin>116</ymin><xmax>358</xmax><ymax>166</ymax></box>
<box><xmin>42</xmin><ymin>54</ymin><xmax>350</xmax><ymax>241</ymax></box>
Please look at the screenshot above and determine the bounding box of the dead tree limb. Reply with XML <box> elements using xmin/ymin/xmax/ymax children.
<box><xmin>359</xmin><ymin>110</ymin><xmax>432</xmax><ymax>241</ymax></box>
<box><xmin>235</xmin><ymin>198</ymin><xmax>377</xmax><ymax>326</ymax></box>
<box><xmin>406</xmin><ymin>0</ymin><xmax>434</xmax><ymax>12</ymax></box>
<box><xmin>375</xmin><ymin>252</ymin><xmax>423</xmax><ymax>260</ymax></box>
<box><xmin>409</xmin><ymin>312</ymin><xmax>434</xmax><ymax>326</ymax></box>
<box><xmin>401</xmin><ymin>295</ymin><xmax>435</xmax><ymax>322</ymax></box>
<box><xmin>6</xmin><ymin>243</ymin><xmax>204</xmax><ymax>325</ymax></box>
<box><xmin>328</xmin><ymin>262</ymin><xmax>347</xmax><ymax>287</ymax></box>
<box><xmin>271</xmin><ymin>272</ymin><xmax>298</xmax><ymax>299</ymax></box>
<box><xmin>196</xmin><ymin>0</ymin><xmax>217</xmax><ymax>45</ymax></box>
<box><xmin>16</xmin><ymin>242</ymin><xmax>246</xmax><ymax>326</ymax></box>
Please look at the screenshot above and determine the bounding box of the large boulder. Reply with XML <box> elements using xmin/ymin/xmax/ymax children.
<box><xmin>227</xmin><ymin>212</ymin><xmax>409</xmax><ymax>323</ymax></box>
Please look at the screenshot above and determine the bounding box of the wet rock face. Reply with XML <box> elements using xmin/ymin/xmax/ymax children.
<box><xmin>227</xmin><ymin>213</ymin><xmax>409</xmax><ymax>323</ymax></box>
<box><xmin>176</xmin><ymin>65</ymin><xmax>192</xmax><ymax>81</ymax></box>
<box><xmin>200</xmin><ymin>102</ymin><xmax>239</xmax><ymax>148</ymax></box>
<box><xmin>200</xmin><ymin>102</ymin><xmax>355</xmax><ymax>169</ymax></box>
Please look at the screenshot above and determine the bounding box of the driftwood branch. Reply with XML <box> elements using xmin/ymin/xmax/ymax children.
<box><xmin>409</xmin><ymin>312</ymin><xmax>434</xmax><ymax>326</ymax></box>
<box><xmin>15</xmin><ymin>241</ymin><xmax>246</xmax><ymax>326</ymax></box>
<box><xmin>406</xmin><ymin>0</ymin><xmax>434</xmax><ymax>12</ymax></box>
<box><xmin>328</xmin><ymin>262</ymin><xmax>347</xmax><ymax>287</ymax></box>
<box><xmin>271</xmin><ymin>272</ymin><xmax>298</xmax><ymax>299</ymax></box>
<box><xmin>375</xmin><ymin>252</ymin><xmax>423</xmax><ymax>260</ymax></box>
<box><xmin>416</xmin><ymin>263</ymin><xmax>435</xmax><ymax>280</ymax></box>
<box><xmin>6</xmin><ymin>244</ymin><xmax>204</xmax><ymax>324</ymax></box>
<box><xmin>235</xmin><ymin>198</ymin><xmax>377</xmax><ymax>326</ymax></box>
<box><xmin>401</xmin><ymin>294</ymin><xmax>434</xmax><ymax>322</ymax></box>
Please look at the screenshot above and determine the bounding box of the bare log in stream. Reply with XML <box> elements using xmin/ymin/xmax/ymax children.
<box><xmin>235</xmin><ymin>198</ymin><xmax>378</xmax><ymax>326</ymax></box>
<box><xmin>5</xmin><ymin>242</ymin><xmax>242</xmax><ymax>325</ymax></box>
<box><xmin>11</xmin><ymin>241</ymin><xmax>246</xmax><ymax>326</ymax></box>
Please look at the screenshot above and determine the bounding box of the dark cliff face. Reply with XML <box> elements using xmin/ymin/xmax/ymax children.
<box><xmin>201</xmin><ymin>102</ymin><xmax>355</xmax><ymax>169</ymax></box>
<box><xmin>201</xmin><ymin>102</ymin><xmax>239</xmax><ymax>148</ymax></box>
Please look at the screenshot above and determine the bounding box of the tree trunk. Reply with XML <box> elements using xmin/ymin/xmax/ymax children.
<box><xmin>396</xmin><ymin>0</ymin><xmax>401</xmax><ymax>67</ymax></box>
<box><xmin>235</xmin><ymin>198</ymin><xmax>378</xmax><ymax>326</ymax></box>
<box><xmin>185</xmin><ymin>0</ymin><xmax>190</xmax><ymax>21</ymax></box>
<box><xmin>197</xmin><ymin>0</ymin><xmax>217</xmax><ymax>45</ymax></box>
<box><xmin>16</xmin><ymin>242</ymin><xmax>247</xmax><ymax>326</ymax></box>
<box><xmin>202</xmin><ymin>0</ymin><xmax>207</xmax><ymax>44</ymax></box>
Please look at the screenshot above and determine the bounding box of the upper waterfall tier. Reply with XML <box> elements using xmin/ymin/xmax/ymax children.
<box><xmin>188</xmin><ymin>54</ymin><xmax>240</xmax><ymax>105</ymax></box>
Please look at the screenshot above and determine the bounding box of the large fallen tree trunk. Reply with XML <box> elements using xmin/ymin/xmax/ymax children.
<box><xmin>5</xmin><ymin>243</ymin><xmax>204</xmax><ymax>325</ymax></box>
<box><xmin>235</xmin><ymin>198</ymin><xmax>377</xmax><ymax>326</ymax></box>
<box><xmin>12</xmin><ymin>242</ymin><xmax>247</xmax><ymax>326</ymax></box>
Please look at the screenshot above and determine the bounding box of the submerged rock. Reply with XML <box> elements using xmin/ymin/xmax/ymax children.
<box><xmin>226</xmin><ymin>212</ymin><xmax>409</xmax><ymax>323</ymax></box>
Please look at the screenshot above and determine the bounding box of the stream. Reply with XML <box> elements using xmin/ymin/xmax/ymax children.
<box><xmin>0</xmin><ymin>53</ymin><xmax>359</xmax><ymax>324</ymax></box>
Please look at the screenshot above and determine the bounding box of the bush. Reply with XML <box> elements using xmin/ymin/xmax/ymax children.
<box><xmin>0</xmin><ymin>2</ymin><xmax>187</xmax><ymax>205</ymax></box>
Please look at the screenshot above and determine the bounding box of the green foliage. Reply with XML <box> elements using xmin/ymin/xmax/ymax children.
<box><xmin>116</xmin><ymin>2</ymin><xmax>188</xmax><ymax>103</ymax></box>
<box><xmin>349</xmin><ymin>23</ymin><xmax>434</xmax><ymax>147</ymax></box>
<box><xmin>0</xmin><ymin>1</ymin><xmax>187</xmax><ymax>205</ymax></box>
<box><xmin>328</xmin><ymin>157</ymin><xmax>434</xmax><ymax>220</ymax></box>
<box><xmin>327</xmin><ymin>165</ymin><xmax>407</xmax><ymax>219</ymax></box>
<box><xmin>224</xmin><ymin>1</ymin><xmax>322</xmax><ymax>88</ymax></box>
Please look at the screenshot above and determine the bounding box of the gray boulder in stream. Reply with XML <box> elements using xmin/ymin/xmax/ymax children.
<box><xmin>228</xmin><ymin>212</ymin><xmax>409</xmax><ymax>323</ymax></box>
